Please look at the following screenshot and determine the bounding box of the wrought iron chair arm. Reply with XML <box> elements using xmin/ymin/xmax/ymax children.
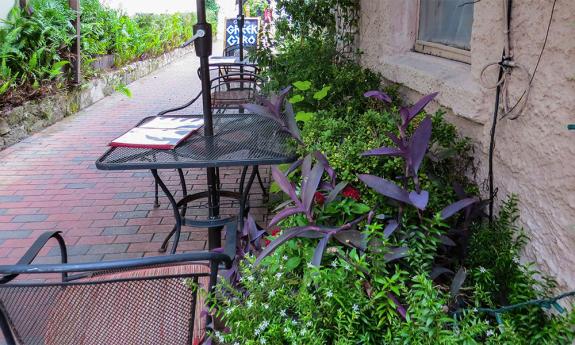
<box><xmin>156</xmin><ymin>90</ymin><xmax>203</xmax><ymax>116</ymax></box>
<box><xmin>0</xmin><ymin>231</ymin><xmax>68</xmax><ymax>284</ymax></box>
<box><xmin>0</xmin><ymin>222</ymin><xmax>238</xmax><ymax>278</ymax></box>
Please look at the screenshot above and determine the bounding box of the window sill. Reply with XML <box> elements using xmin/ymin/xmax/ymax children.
<box><xmin>378</xmin><ymin>52</ymin><xmax>487</xmax><ymax>125</ymax></box>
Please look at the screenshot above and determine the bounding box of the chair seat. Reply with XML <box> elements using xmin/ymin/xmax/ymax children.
<box><xmin>43</xmin><ymin>264</ymin><xmax>211</xmax><ymax>345</ymax></box>
<box><xmin>212</xmin><ymin>90</ymin><xmax>253</xmax><ymax>106</ymax></box>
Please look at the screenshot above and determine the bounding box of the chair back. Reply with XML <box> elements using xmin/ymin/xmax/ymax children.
<box><xmin>0</xmin><ymin>255</ymin><xmax>223</xmax><ymax>345</ymax></box>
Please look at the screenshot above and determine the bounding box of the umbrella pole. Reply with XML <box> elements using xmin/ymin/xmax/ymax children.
<box><xmin>195</xmin><ymin>0</ymin><xmax>220</xmax><ymax>250</ymax></box>
<box><xmin>238</xmin><ymin>0</ymin><xmax>244</xmax><ymax>61</ymax></box>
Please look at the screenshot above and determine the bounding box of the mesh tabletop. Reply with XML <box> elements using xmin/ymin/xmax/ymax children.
<box><xmin>96</xmin><ymin>114</ymin><xmax>298</xmax><ymax>170</ymax></box>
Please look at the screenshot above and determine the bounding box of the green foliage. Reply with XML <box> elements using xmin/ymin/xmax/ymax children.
<box><xmin>466</xmin><ymin>196</ymin><xmax>575</xmax><ymax>344</ymax></box>
<box><xmin>300</xmin><ymin>108</ymin><xmax>472</xmax><ymax>213</ymax></box>
<box><xmin>0</xmin><ymin>1</ymin><xmax>74</xmax><ymax>100</ymax></box>
<box><xmin>0</xmin><ymin>0</ymin><xmax>217</xmax><ymax>106</ymax></box>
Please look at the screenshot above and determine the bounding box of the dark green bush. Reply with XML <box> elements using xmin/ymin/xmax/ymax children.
<box><xmin>0</xmin><ymin>0</ymin><xmax>217</xmax><ymax>105</ymax></box>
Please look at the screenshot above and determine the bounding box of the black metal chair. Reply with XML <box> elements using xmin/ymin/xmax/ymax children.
<box><xmin>0</xmin><ymin>224</ymin><xmax>237</xmax><ymax>345</ymax></box>
<box><xmin>223</xmin><ymin>44</ymin><xmax>242</xmax><ymax>58</ymax></box>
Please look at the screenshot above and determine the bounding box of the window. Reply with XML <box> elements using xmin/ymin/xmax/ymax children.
<box><xmin>415</xmin><ymin>0</ymin><xmax>474</xmax><ymax>63</ymax></box>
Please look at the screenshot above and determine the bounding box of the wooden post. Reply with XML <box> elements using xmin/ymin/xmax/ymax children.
<box><xmin>69</xmin><ymin>0</ymin><xmax>81</xmax><ymax>84</ymax></box>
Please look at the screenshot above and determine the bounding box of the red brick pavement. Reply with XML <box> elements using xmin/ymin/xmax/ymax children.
<box><xmin>0</xmin><ymin>53</ymin><xmax>270</xmax><ymax>268</ymax></box>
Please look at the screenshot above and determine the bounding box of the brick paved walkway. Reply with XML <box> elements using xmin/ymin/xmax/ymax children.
<box><xmin>0</xmin><ymin>53</ymin><xmax>270</xmax><ymax>269</ymax></box>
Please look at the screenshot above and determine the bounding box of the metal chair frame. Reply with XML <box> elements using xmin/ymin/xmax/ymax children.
<box><xmin>0</xmin><ymin>225</ymin><xmax>236</xmax><ymax>345</ymax></box>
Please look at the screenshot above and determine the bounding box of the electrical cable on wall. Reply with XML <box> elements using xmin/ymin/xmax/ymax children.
<box><xmin>480</xmin><ymin>0</ymin><xmax>557</xmax><ymax>221</ymax></box>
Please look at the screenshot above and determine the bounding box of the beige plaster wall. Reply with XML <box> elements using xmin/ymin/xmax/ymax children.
<box><xmin>358</xmin><ymin>0</ymin><xmax>575</xmax><ymax>290</ymax></box>
<box><xmin>0</xmin><ymin>0</ymin><xmax>15</xmax><ymax>24</ymax></box>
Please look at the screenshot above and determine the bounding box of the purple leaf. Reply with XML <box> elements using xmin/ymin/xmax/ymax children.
<box><xmin>285</xmin><ymin>158</ymin><xmax>303</xmax><ymax>176</ymax></box>
<box><xmin>242</xmin><ymin>103</ymin><xmax>275</xmax><ymax>119</ymax></box>
<box><xmin>400</xmin><ymin>92</ymin><xmax>438</xmax><ymax>128</ymax></box>
<box><xmin>361</xmin><ymin>146</ymin><xmax>404</xmax><ymax>157</ymax></box>
<box><xmin>430</xmin><ymin>266</ymin><xmax>454</xmax><ymax>280</ymax></box>
<box><xmin>326</xmin><ymin>181</ymin><xmax>348</xmax><ymax>204</ymax></box>
<box><xmin>408</xmin><ymin>116</ymin><xmax>432</xmax><ymax>175</ymax></box>
<box><xmin>255</xmin><ymin>227</ymin><xmax>312</xmax><ymax>265</ymax></box>
<box><xmin>334</xmin><ymin>230</ymin><xmax>367</xmax><ymax>250</ymax></box>
<box><xmin>311</xmin><ymin>233</ymin><xmax>332</xmax><ymax>267</ymax></box>
<box><xmin>284</xmin><ymin>101</ymin><xmax>303</xmax><ymax>143</ymax></box>
<box><xmin>408</xmin><ymin>190</ymin><xmax>429</xmax><ymax>210</ymax></box>
<box><xmin>301</xmin><ymin>163</ymin><xmax>325</xmax><ymax>213</ymax></box>
<box><xmin>271</xmin><ymin>166</ymin><xmax>301</xmax><ymax>206</ymax></box>
<box><xmin>450</xmin><ymin>267</ymin><xmax>467</xmax><ymax>297</ymax></box>
<box><xmin>268</xmin><ymin>206</ymin><xmax>305</xmax><ymax>227</ymax></box>
<box><xmin>313</xmin><ymin>151</ymin><xmax>336</xmax><ymax>186</ymax></box>
<box><xmin>440</xmin><ymin>197</ymin><xmax>479</xmax><ymax>220</ymax></box>
<box><xmin>385</xmin><ymin>131</ymin><xmax>404</xmax><ymax>148</ymax></box>
<box><xmin>358</xmin><ymin>174</ymin><xmax>411</xmax><ymax>205</ymax></box>
<box><xmin>383</xmin><ymin>220</ymin><xmax>399</xmax><ymax>239</ymax></box>
<box><xmin>387</xmin><ymin>292</ymin><xmax>407</xmax><ymax>319</ymax></box>
<box><xmin>384</xmin><ymin>246</ymin><xmax>409</xmax><ymax>262</ymax></box>
<box><xmin>273</xmin><ymin>86</ymin><xmax>293</xmax><ymax>116</ymax></box>
<box><xmin>364</xmin><ymin>90</ymin><xmax>392</xmax><ymax>103</ymax></box>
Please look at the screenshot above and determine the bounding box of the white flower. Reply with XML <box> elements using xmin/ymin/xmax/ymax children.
<box><xmin>306</xmin><ymin>321</ymin><xmax>312</xmax><ymax>327</ymax></box>
<box><xmin>280</xmin><ymin>309</ymin><xmax>287</xmax><ymax>317</ymax></box>
<box><xmin>259</xmin><ymin>320</ymin><xmax>269</xmax><ymax>330</ymax></box>
<box><xmin>247</xmin><ymin>275</ymin><xmax>255</xmax><ymax>282</ymax></box>
<box><xmin>215</xmin><ymin>332</ymin><xmax>224</xmax><ymax>342</ymax></box>
<box><xmin>326</xmin><ymin>290</ymin><xmax>333</xmax><ymax>298</ymax></box>
<box><xmin>283</xmin><ymin>255</ymin><xmax>288</xmax><ymax>260</ymax></box>
<box><xmin>344</xmin><ymin>264</ymin><xmax>351</xmax><ymax>271</ymax></box>
<box><xmin>279</xmin><ymin>265</ymin><xmax>284</xmax><ymax>270</ymax></box>
<box><xmin>255</xmin><ymin>328</ymin><xmax>261</xmax><ymax>336</ymax></box>
<box><xmin>260</xmin><ymin>337</ymin><xmax>267</xmax><ymax>344</ymax></box>
<box><xmin>300</xmin><ymin>328</ymin><xmax>306</xmax><ymax>335</ymax></box>
<box><xmin>479</xmin><ymin>266</ymin><xmax>487</xmax><ymax>273</ymax></box>
<box><xmin>275</xmin><ymin>272</ymin><xmax>283</xmax><ymax>279</ymax></box>
<box><xmin>352</xmin><ymin>304</ymin><xmax>359</xmax><ymax>313</ymax></box>
<box><xmin>307</xmin><ymin>262</ymin><xmax>315</xmax><ymax>269</ymax></box>
<box><xmin>331</xmin><ymin>261</ymin><xmax>338</xmax><ymax>268</ymax></box>
<box><xmin>283</xmin><ymin>327</ymin><xmax>290</xmax><ymax>333</ymax></box>
<box><xmin>311</xmin><ymin>294</ymin><xmax>316</xmax><ymax>300</ymax></box>
<box><xmin>291</xmin><ymin>319</ymin><xmax>297</xmax><ymax>325</ymax></box>
<box><xmin>247</xmin><ymin>300</ymin><xmax>253</xmax><ymax>308</ymax></box>
<box><xmin>263</xmin><ymin>304</ymin><xmax>269</xmax><ymax>310</ymax></box>
<box><xmin>269</xmin><ymin>290</ymin><xmax>276</xmax><ymax>297</ymax></box>
<box><xmin>513</xmin><ymin>257</ymin><xmax>520</xmax><ymax>264</ymax></box>
<box><xmin>472</xmin><ymin>307</ymin><xmax>478</xmax><ymax>313</ymax></box>
<box><xmin>486</xmin><ymin>329</ymin><xmax>495</xmax><ymax>337</ymax></box>
<box><xmin>233</xmin><ymin>342</ymin><xmax>240</xmax><ymax>345</ymax></box>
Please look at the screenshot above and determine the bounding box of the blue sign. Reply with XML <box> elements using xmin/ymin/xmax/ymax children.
<box><xmin>225</xmin><ymin>17</ymin><xmax>260</xmax><ymax>48</ymax></box>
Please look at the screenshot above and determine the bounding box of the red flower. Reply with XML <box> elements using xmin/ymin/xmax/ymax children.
<box><xmin>314</xmin><ymin>191</ymin><xmax>326</xmax><ymax>205</ymax></box>
<box><xmin>264</xmin><ymin>227</ymin><xmax>282</xmax><ymax>246</ymax></box>
<box><xmin>270</xmin><ymin>227</ymin><xmax>281</xmax><ymax>237</ymax></box>
<box><xmin>342</xmin><ymin>186</ymin><xmax>361</xmax><ymax>201</ymax></box>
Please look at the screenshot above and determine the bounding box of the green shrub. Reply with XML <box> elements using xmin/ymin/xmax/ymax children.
<box><xmin>0</xmin><ymin>0</ymin><xmax>215</xmax><ymax>105</ymax></box>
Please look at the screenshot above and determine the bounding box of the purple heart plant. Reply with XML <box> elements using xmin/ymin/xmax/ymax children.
<box><xmin>359</xmin><ymin>91</ymin><xmax>478</xmax><ymax>224</ymax></box>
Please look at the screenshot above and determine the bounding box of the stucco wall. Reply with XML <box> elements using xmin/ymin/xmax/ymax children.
<box><xmin>358</xmin><ymin>0</ymin><xmax>575</xmax><ymax>291</ymax></box>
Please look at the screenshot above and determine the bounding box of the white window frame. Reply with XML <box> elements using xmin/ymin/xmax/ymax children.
<box><xmin>414</xmin><ymin>0</ymin><xmax>472</xmax><ymax>64</ymax></box>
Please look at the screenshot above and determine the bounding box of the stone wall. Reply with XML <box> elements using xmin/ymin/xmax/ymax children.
<box><xmin>358</xmin><ymin>0</ymin><xmax>575</xmax><ymax>290</ymax></box>
<box><xmin>0</xmin><ymin>45</ymin><xmax>195</xmax><ymax>150</ymax></box>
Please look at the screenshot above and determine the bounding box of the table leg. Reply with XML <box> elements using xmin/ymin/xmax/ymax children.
<box><xmin>151</xmin><ymin>169</ymin><xmax>182</xmax><ymax>254</ymax></box>
<box><xmin>239</xmin><ymin>166</ymin><xmax>258</xmax><ymax>232</ymax></box>
<box><xmin>207</xmin><ymin>166</ymin><xmax>221</xmax><ymax>250</ymax></box>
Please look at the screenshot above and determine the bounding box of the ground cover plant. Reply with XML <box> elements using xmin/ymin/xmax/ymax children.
<box><xmin>0</xmin><ymin>0</ymin><xmax>218</xmax><ymax>108</ymax></box>
<box><xmin>203</xmin><ymin>89</ymin><xmax>574</xmax><ymax>344</ymax></box>
<box><xmin>198</xmin><ymin>2</ymin><xmax>574</xmax><ymax>342</ymax></box>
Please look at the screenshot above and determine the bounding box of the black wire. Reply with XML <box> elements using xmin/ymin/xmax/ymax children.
<box><xmin>503</xmin><ymin>0</ymin><xmax>557</xmax><ymax>119</ymax></box>
<box><xmin>488</xmin><ymin>0</ymin><xmax>512</xmax><ymax>223</ymax></box>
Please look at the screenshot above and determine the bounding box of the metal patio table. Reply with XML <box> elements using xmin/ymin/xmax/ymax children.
<box><xmin>96</xmin><ymin>113</ymin><xmax>297</xmax><ymax>255</ymax></box>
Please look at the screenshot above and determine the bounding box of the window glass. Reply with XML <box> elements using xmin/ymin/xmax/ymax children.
<box><xmin>418</xmin><ymin>0</ymin><xmax>474</xmax><ymax>50</ymax></box>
